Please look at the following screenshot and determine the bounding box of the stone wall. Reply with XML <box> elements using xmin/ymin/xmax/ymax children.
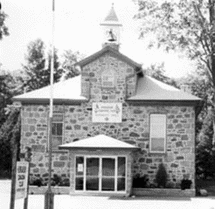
<box><xmin>21</xmin><ymin>103</ymin><xmax>195</xmax><ymax>188</ymax></box>
<box><xmin>81</xmin><ymin>52</ymin><xmax>137</xmax><ymax>101</ymax></box>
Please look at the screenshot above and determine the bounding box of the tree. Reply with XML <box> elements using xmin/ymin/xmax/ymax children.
<box><xmin>23</xmin><ymin>39</ymin><xmax>63</xmax><ymax>91</ymax></box>
<box><xmin>135</xmin><ymin>0</ymin><xmax>215</xmax><ymax>88</ymax></box>
<box><xmin>196</xmin><ymin>109</ymin><xmax>215</xmax><ymax>179</ymax></box>
<box><xmin>144</xmin><ymin>62</ymin><xmax>178</xmax><ymax>87</ymax></box>
<box><xmin>61</xmin><ymin>50</ymin><xmax>85</xmax><ymax>80</ymax></box>
<box><xmin>0</xmin><ymin>108</ymin><xmax>20</xmax><ymax>178</ymax></box>
<box><xmin>0</xmin><ymin>70</ymin><xmax>18</xmax><ymax>129</ymax></box>
<box><xmin>0</xmin><ymin>5</ymin><xmax>9</xmax><ymax>40</ymax></box>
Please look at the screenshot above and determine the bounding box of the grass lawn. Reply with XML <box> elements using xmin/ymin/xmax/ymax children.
<box><xmin>196</xmin><ymin>179</ymin><xmax>215</xmax><ymax>196</ymax></box>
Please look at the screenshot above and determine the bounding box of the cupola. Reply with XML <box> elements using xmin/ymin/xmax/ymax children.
<box><xmin>100</xmin><ymin>4</ymin><xmax>122</xmax><ymax>50</ymax></box>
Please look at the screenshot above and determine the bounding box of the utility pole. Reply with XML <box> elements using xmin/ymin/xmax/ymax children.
<box><xmin>44</xmin><ymin>0</ymin><xmax>55</xmax><ymax>208</ymax></box>
<box><xmin>23</xmin><ymin>147</ymin><xmax>32</xmax><ymax>209</ymax></box>
<box><xmin>9</xmin><ymin>111</ymin><xmax>21</xmax><ymax>209</ymax></box>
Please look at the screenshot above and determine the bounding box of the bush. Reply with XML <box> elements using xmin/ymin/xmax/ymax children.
<box><xmin>133</xmin><ymin>174</ymin><xmax>149</xmax><ymax>188</ymax></box>
<box><xmin>59</xmin><ymin>178</ymin><xmax>70</xmax><ymax>187</ymax></box>
<box><xmin>51</xmin><ymin>174</ymin><xmax>61</xmax><ymax>186</ymax></box>
<box><xmin>155</xmin><ymin>163</ymin><xmax>168</xmax><ymax>188</ymax></box>
<box><xmin>30</xmin><ymin>176</ymin><xmax>43</xmax><ymax>187</ymax></box>
<box><xmin>181</xmin><ymin>179</ymin><xmax>192</xmax><ymax>190</ymax></box>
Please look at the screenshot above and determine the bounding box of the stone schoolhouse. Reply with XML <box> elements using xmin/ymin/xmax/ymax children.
<box><xmin>14</xmin><ymin>6</ymin><xmax>201</xmax><ymax>196</ymax></box>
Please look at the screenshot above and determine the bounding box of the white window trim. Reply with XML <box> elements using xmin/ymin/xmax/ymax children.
<box><xmin>74</xmin><ymin>155</ymin><xmax>127</xmax><ymax>194</ymax></box>
<box><xmin>149</xmin><ymin>114</ymin><xmax>167</xmax><ymax>153</ymax></box>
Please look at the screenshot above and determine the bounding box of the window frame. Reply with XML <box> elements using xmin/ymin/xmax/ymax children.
<box><xmin>74</xmin><ymin>155</ymin><xmax>127</xmax><ymax>193</ymax></box>
<box><xmin>50</xmin><ymin>112</ymin><xmax>64</xmax><ymax>151</ymax></box>
<box><xmin>101</xmin><ymin>70</ymin><xmax>116</xmax><ymax>88</ymax></box>
<box><xmin>149</xmin><ymin>113</ymin><xmax>167</xmax><ymax>154</ymax></box>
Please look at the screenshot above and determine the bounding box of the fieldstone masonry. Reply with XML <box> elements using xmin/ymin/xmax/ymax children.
<box><xmin>20</xmin><ymin>52</ymin><xmax>196</xmax><ymax>190</ymax></box>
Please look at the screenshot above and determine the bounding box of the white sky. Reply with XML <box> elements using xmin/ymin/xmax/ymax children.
<box><xmin>0</xmin><ymin>0</ymin><xmax>194</xmax><ymax>78</ymax></box>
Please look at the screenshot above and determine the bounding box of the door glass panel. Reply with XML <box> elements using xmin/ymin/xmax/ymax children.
<box><xmin>118</xmin><ymin>157</ymin><xmax>125</xmax><ymax>177</ymax></box>
<box><xmin>117</xmin><ymin>157</ymin><xmax>126</xmax><ymax>191</ymax></box>
<box><xmin>117</xmin><ymin>177</ymin><xmax>125</xmax><ymax>191</ymax></box>
<box><xmin>76</xmin><ymin>157</ymin><xmax>84</xmax><ymax>176</ymax></box>
<box><xmin>86</xmin><ymin>158</ymin><xmax>99</xmax><ymax>191</ymax></box>
<box><xmin>102</xmin><ymin>158</ymin><xmax>115</xmax><ymax>176</ymax></box>
<box><xmin>86</xmin><ymin>177</ymin><xmax>99</xmax><ymax>191</ymax></box>
<box><xmin>75</xmin><ymin>177</ymin><xmax>83</xmax><ymax>190</ymax></box>
<box><xmin>86</xmin><ymin>158</ymin><xmax>99</xmax><ymax>176</ymax></box>
<box><xmin>75</xmin><ymin>157</ymin><xmax>84</xmax><ymax>191</ymax></box>
<box><xmin>102</xmin><ymin>158</ymin><xmax>115</xmax><ymax>191</ymax></box>
<box><xmin>102</xmin><ymin>178</ymin><xmax>114</xmax><ymax>191</ymax></box>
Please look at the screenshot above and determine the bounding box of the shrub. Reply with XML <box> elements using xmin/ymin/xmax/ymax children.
<box><xmin>155</xmin><ymin>163</ymin><xmax>168</xmax><ymax>188</ymax></box>
<box><xmin>59</xmin><ymin>178</ymin><xmax>70</xmax><ymax>186</ymax></box>
<box><xmin>52</xmin><ymin>174</ymin><xmax>61</xmax><ymax>186</ymax></box>
<box><xmin>30</xmin><ymin>176</ymin><xmax>43</xmax><ymax>187</ymax></box>
<box><xmin>181</xmin><ymin>179</ymin><xmax>192</xmax><ymax>190</ymax></box>
<box><xmin>133</xmin><ymin>174</ymin><xmax>149</xmax><ymax>188</ymax></box>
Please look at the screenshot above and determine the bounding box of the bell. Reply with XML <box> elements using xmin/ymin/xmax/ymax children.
<box><xmin>107</xmin><ymin>29</ymin><xmax>116</xmax><ymax>42</ymax></box>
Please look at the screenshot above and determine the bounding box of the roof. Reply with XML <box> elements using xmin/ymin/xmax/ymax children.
<box><xmin>100</xmin><ymin>4</ymin><xmax>122</xmax><ymax>26</ymax></box>
<box><xmin>128</xmin><ymin>75</ymin><xmax>201</xmax><ymax>102</ymax></box>
<box><xmin>59</xmin><ymin>134</ymin><xmax>139</xmax><ymax>150</ymax></box>
<box><xmin>13</xmin><ymin>75</ymin><xmax>87</xmax><ymax>104</ymax></box>
<box><xmin>76</xmin><ymin>45</ymin><xmax>142</xmax><ymax>72</ymax></box>
<box><xmin>13</xmin><ymin>74</ymin><xmax>201</xmax><ymax>104</ymax></box>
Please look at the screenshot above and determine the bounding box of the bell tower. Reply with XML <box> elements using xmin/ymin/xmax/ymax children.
<box><xmin>100</xmin><ymin>4</ymin><xmax>122</xmax><ymax>50</ymax></box>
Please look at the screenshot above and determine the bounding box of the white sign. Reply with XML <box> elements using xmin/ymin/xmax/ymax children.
<box><xmin>78</xmin><ymin>164</ymin><xmax>84</xmax><ymax>172</ymax></box>
<box><xmin>92</xmin><ymin>103</ymin><xmax>122</xmax><ymax>123</ymax></box>
<box><xmin>15</xmin><ymin>161</ymin><xmax>29</xmax><ymax>199</ymax></box>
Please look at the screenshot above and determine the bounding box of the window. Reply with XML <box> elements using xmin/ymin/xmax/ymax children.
<box><xmin>52</xmin><ymin>113</ymin><xmax>64</xmax><ymax>150</ymax></box>
<box><xmin>101</xmin><ymin>70</ymin><xmax>115</xmax><ymax>88</ymax></box>
<box><xmin>149</xmin><ymin>114</ymin><xmax>166</xmax><ymax>153</ymax></box>
<box><xmin>75</xmin><ymin>156</ymin><xmax>126</xmax><ymax>192</ymax></box>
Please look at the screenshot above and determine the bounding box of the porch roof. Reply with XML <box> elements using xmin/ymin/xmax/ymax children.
<box><xmin>59</xmin><ymin>134</ymin><xmax>139</xmax><ymax>150</ymax></box>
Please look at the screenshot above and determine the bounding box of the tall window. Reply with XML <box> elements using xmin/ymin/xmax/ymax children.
<box><xmin>101</xmin><ymin>70</ymin><xmax>115</xmax><ymax>88</ymax></box>
<box><xmin>52</xmin><ymin>113</ymin><xmax>64</xmax><ymax>150</ymax></box>
<box><xmin>149</xmin><ymin>114</ymin><xmax>166</xmax><ymax>153</ymax></box>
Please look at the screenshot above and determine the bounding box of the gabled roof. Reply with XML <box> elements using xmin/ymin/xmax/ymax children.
<box><xmin>128</xmin><ymin>75</ymin><xmax>201</xmax><ymax>102</ymax></box>
<box><xmin>76</xmin><ymin>45</ymin><xmax>142</xmax><ymax>73</ymax></box>
<box><xmin>13</xmin><ymin>75</ymin><xmax>87</xmax><ymax>104</ymax></box>
<box><xmin>59</xmin><ymin>134</ymin><xmax>139</xmax><ymax>150</ymax></box>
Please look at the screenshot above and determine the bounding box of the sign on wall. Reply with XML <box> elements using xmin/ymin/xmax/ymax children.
<box><xmin>15</xmin><ymin>161</ymin><xmax>29</xmax><ymax>199</ymax></box>
<box><xmin>92</xmin><ymin>103</ymin><xmax>122</xmax><ymax>123</ymax></box>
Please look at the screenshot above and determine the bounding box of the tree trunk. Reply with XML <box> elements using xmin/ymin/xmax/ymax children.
<box><xmin>209</xmin><ymin>0</ymin><xmax>215</xmax><ymax>147</ymax></box>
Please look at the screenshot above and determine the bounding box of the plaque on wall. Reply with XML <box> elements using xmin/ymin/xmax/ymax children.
<box><xmin>92</xmin><ymin>103</ymin><xmax>122</xmax><ymax>123</ymax></box>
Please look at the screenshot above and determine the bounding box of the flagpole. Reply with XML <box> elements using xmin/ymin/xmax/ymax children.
<box><xmin>45</xmin><ymin>0</ymin><xmax>55</xmax><ymax>208</ymax></box>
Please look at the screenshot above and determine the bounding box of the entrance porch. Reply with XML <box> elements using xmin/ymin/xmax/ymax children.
<box><xmin>59</xmin><ymin>135</ymin><xmax>139</xmax><ymax>196</ymax></box>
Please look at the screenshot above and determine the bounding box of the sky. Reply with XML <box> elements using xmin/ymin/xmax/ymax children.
<box><xmin>0</xmin><ymin>0</ymin><xmax>194</xmax><ymax>78</ymax></box>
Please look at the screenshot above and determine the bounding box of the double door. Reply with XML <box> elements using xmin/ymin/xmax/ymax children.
<box><xmin>75</xmin><ymin>156</ymin><xmax>126</xmax><ymax>192</ymax></box>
